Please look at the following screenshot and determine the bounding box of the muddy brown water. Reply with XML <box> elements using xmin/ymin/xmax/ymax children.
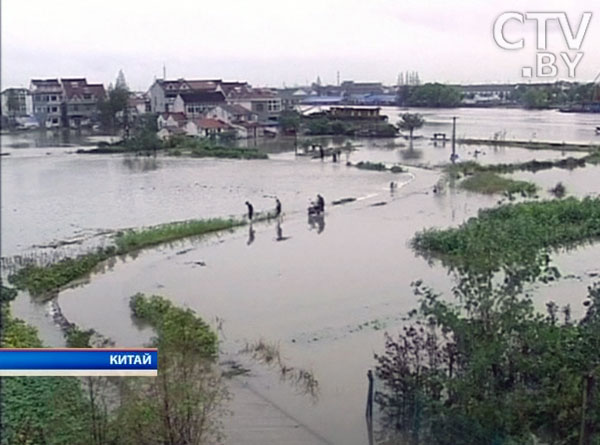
<box><xmin>2</xmin><ymin>107</ymin><xmax>600</xmax><ymax>444</ymax></box>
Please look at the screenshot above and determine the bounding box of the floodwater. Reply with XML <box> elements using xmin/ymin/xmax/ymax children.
<box><xmin>2</xmin><ymin>107</ymin><xmax>600</xmax><ymax>445</ymax></box>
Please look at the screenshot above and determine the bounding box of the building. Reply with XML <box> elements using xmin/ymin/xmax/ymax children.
<box><xmin>183</xmin><ymin>118</ymin><xmax>232</xmax><ymax>138</ymax></box>
<box><xmin>277</xmin><ymin>88</ymin><xmax>311</xmax><ymax>110</ymax></box>
<box><xmin>30</xmin><ymin>79</ymin><xmax>63</xmax><ymax>128</ymax></box>
<box><xmin>227</xmin><ymin>88</ymin><xmax>281</xmax><ymax>124</ymax></box>
<box><xmin>127</xmin><ymin>92</ymin><xmax>151</xmax><ymax>118</ymax></box>
<box><xmin>327</xmin><ymin>107</ymin><xmax>385</xmax><ymax>120</ymax></box>
<box><xmin>172</xmin><ymin>91</ymin><xmax>226</xmax><ymax>117</ymax></box>
<box><xmin>459</xmin><ymin>84</ymin><xmax>517</xmax><ymax>105</ymax></box>
<box><xmin>61</xmin><ymin>78</ymin><xmax>106</xmax><ymax>128</ymax></box>
<box><xmin>341</xmin><ymin>81</ymin><xmax>384</xmax><ymax>96</ymax></box>
<box><xmin>204</xmin><ymin>104</ymin><xmax>257</xmax><ymax>124</ymax></box>
<box><xmin>148</xmin><ymin>79</ymin><xmax>250</xmax><ymax>113</ymax></box>
<box><xmin>1</xmin><ymin>88</ymin><xmax>33</xmax><ymax>118</ymax></box>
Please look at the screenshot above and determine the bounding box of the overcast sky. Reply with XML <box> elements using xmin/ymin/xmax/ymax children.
<box><xmin>2</xmin><ymin>0</ymin><xmax>599</xmax><ymax>91</ymax></box>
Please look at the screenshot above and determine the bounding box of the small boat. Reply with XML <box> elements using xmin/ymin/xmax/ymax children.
<box><xmin>596</xmin><ymin>126</ymin><xmax>600</xmax><ymax>135</ymax></box>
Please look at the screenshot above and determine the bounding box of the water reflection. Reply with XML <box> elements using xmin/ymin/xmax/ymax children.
<box><xmin>247</xmin><ymin>225</ymin><xmax>256</xmax><ymax>246</ymax></box>
<box><xmin>275</xmin><ymin>221</ymin><xmax>291</xmax><ymax>242</ymax></box>
<box><xmin>122</xmin><ymin>156</ymin><xmax>159</xmax><ymax>172</ymax></box>
<box><xmin>399</xmin><ymin>148</ymin><xmax>424</xmax><ymax>161</ymax></box>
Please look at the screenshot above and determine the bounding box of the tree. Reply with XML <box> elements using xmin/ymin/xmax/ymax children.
<box><xmin>115</xmin><ymin>70</ymin><xmax>128</xmax><ymax>91</ymax></box>
<box><xmin>522</xmin><ymin>88</ymin><xmax>549</xmax><ymax>109</ymax></box>
<box><xmin>113</xmin><ymin>294</ymin><xmax>227</xmax><ymax>445</ymax></box>
<box><xmin>98</xmin><ymin>73</ymin><xmax>130</xmax><ymax>131</ymax></box>
<box><xmin>398</xmin><ymin>113</ymin><xmax>425</xmax><ymax>144</ymax></box>
<box><xmin>406</xmin><ymin>83</ymin><xmax>462</xmax><ymax>107</ymax></box>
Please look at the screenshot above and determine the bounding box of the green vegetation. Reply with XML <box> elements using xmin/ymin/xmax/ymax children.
<box><xmin>8</xmin><ymin>247</ymin><xmax>116</xmax><ymax>297</ymax></box>
<box><xmin>459</xmin><ymin>171</ymin><xmax>537</xmax><ymax>197</ymax></box>
<box><xmin>1</xmin><ymin>284</ymin><xmax>95</xmax><ymax>445</ymax></box>
<box><xmin>8</xmin><ymin>217</ymin><xmax>248</xmax><ymax>296</ymax></box>
<box><xmin>376</xmin><ymin>279</ymin><xmax>600</xmax><ymax>444</ymax></box>
<box><xmin>129</xmin><ymin>293</ymin><xmax>218</xmax><ymax>358</ymax></box>
<box><xmin>510</xmin><ymin>81</ymin><xmax>599</xmax><ymax>109</ymax></box>
<box><xmin>446</xmin><ymin>152</ymin><xmax>600</xmax><ymax>177</ymax></box>
<box><xmin>350</xmin><ymin>161</ymin><xmax>405</xmax><ymax>173</ymax></box>
<box><xmin>80</xmin><ymin>133</ymin><xmax>268</xmax><ymax>160</ymax></box>
<box><xmin>457</xmin><ymin>137</ymin><xmax>598</xmax><ymax>152</ymax></box>
<box><xmin>115</xmin><ymin>217</ymin><xmax>243</xmax><ymax>252</ymax></box>
<box><xmin>412</xmin><ymin>197</ymin><xmax>600</xmax><ymax>272</ymax></box>
<box><xmin>119</xmin><ymin>294</ymin><xmax>226</xmax><ymax>444</ymax></box>
<box><xmin>404</xmin><ymin>83</ymin><xmax>462</xmax><ymax>107</ymax></box>
<box><xmin>1</xmin><ymin>283</ymin><xmax>227</xmax><ymax>445</ymax></box>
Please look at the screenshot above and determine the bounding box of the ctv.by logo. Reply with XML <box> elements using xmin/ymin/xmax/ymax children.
<box><xmin>493</xmin><ymin>12</ymin><xmax>593</xmax><ymax>78</ymax></box>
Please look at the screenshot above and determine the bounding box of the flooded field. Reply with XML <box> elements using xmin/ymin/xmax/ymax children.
<box><xmin>2</xmin><ymin>107</ymin><xmax>600</xmax><ymax>445</ymax></box>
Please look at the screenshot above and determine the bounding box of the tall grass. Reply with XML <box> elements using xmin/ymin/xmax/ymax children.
<box><xmin>9</xmin><ymin>217</ymin><xmax>247</xmax><ymax>296</ymax></box>
<box><xmin>459</xmin><ymin>172</ymin><xmax>537</xmax><ymax>196</ymax></box>
<box><xmin>412</xmin><ymin>197</ymin><xmax>600</xmax><ymax>270</ymax></box>
<box><xmin>114</xmin><ymin>217</ymin><xmax>244</xmax><ymax>252</ymax></box>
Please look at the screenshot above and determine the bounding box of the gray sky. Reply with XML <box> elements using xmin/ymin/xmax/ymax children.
<box><xmin>2</xmin><ymin>0</ymin><xmax>599</xmax><ymax>91</ymax></box>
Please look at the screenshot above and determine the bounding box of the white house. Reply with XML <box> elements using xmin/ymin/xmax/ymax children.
<box><xmin>183</xmin><ymin>118</ymin><xmax>232</xmax><ymax>138</ymax></box>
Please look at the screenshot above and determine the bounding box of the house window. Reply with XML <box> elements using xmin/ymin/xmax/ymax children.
<box><xmin>83</xmin><ymin>94</ymin><xmax>92</xmax><ymax>100</ymax></box>
<box><xmin>267</xmin><ymin>100</ymin><xmax>280</xmax><ymax>112</ymax></box>
<box><xmin>255</xmin><ymin>103</ymin><xmax>264</xmax><ymax>112</ymax></box>
<box><xmin>51</xmin><ymin>95</ymin><xmax>57</xmax><ymax>101</ymax></box>
<box><xmin>51</xmin><ymin>107</ymin><xmax>58</xmax><ymax>112</ymax></box>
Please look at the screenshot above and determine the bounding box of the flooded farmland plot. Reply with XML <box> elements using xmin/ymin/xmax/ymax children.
<box><xmin>2</xmin><ymin>107</ymin><xmax>600</xmax><ymax>445</ymax></box>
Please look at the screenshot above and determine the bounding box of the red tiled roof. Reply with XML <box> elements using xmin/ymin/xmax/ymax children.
<box><xmin>159</xmin><ymin>112</ymin><xmax>187</xmax><ymax>123</ymax></box>
<box><xmin>192</xmin><ymin>118</ymin><xmax>231</xmax><ymax>129</ymax></box>
<box><xmin>61</xmin><ymin>79</ymin><xmax>106</xmax><ymax>100</ymax></box>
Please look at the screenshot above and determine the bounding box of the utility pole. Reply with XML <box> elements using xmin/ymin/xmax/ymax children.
<box><xmin>451</xmin><ymin>116</ymin><xmax>458</xmax><ymax>163</ymax></box>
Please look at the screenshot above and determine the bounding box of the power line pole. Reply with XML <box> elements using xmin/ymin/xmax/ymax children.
<box><xmin>451</xmin><ymin>116</ymin><xmax>458</xmax><ymax>163</ymax></box>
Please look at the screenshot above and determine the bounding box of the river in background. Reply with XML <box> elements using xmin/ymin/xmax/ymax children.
<box><xmin>2</xmin><ymin>107</ymin><xmax>600</xmax><ymax>445</ymax></box>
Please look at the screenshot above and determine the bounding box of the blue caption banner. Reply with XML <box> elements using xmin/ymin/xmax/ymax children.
<box><xmin>0</xmin><ymin>349</ymin><xmax>158</xmax><ymax>376</ymax></box>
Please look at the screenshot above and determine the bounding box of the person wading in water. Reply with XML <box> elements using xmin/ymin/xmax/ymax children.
<box><xmin>245</xmin><ymin>201</ymin><xmax>254</xmax><ymax>221</ymax></box>
<box><xmin>275</xmin><ymin>198</ymin><xmax>282</xmax><ymax>217</ymax></box>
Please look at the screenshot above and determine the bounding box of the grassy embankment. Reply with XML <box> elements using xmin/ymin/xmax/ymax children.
<box><xmin>459</xmin><ymin>171</ymin><xmax>537</xmax><ymax>196</ymax></box>
<box><xmin>348</xmin><ymin>161</ymin><xmax>406</xmax><ymax>173</ymax></box>
<box><xmin>8</xmin><ymin>216</ymin><xmax>256</xmax><ymax>297</ymax></box>
<box><xmin>446</xmin><ymin>149</ymin><xmax>600</xmax><ymax>196</ymax></box>
<box><xmin>457</xmin><ymin>137</ymin><xmax>600</xmax><ymax>152</ymax></box>
<box><xmin>412</xmin><ymin>196</ymin><xmax>600</xmax><ymax>270</ymax></box>
<box><xmin>79</xmin><ymin>137</ymin><xmax>268</xmax><ymax>160</ymax></box>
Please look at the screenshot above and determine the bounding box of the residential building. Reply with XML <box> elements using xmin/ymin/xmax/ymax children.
<box><xmin>1</xmin><ymin>88</ymin><xmax>33</xmax><ymax>118</ymax></box>
<box><xmin>172</xmin><ymin>91</ymin><xmax>226</xmax><ymax>117</ymax></box>
<box><xmin>183</xmin><ymin>118</ymin><xmax>232</xmax><ymax>138</ymax></box>
<box><xmin>157</xmin><ymin>112</ymin><xmax>187</xmax><ymax>130</ymax></box>
<box><xmin>227</xmin><ymin>88</ymin><xmax>281</xmax><ymax>124</ymax></box>
<box><xmin>276</xmin><ymin>88</ymin><xmax>311</xmax><ymax>110</ymax></box>
<box><xmin>30</xmin><ymin>79</ymin><xmax>63</xmax><ymax>128</ymax></box>
<box><xmin>61</xmin><ymin>78</ymin><xmax>106</xmax><ymax>128</ymax></box>
<box><xmin>127</xmin><ymin>92</ymin><xmax>151</xmax><ymax>119</ymax></box>
<box><xmin>204</xmin><ymin>104</ymin><xmax>257</xmax><ymax>124</ymax></box>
